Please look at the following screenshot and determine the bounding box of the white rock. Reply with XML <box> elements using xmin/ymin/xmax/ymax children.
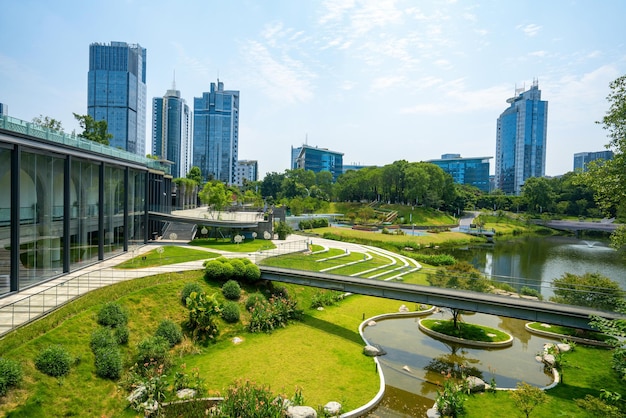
<box><xmin>176</xmin><ymin>388</ymin><xmax>196</xmax><ymax>399</ymax></box>
<box><xmin>363</xmin><ymin>345</ymin><xmax>381</xmax><ymax>356</ymax></box>
<box><xmin>367</xmin><ymin>320</ymin><xmax>377</xmax><ymax>327</ymax></box>
<box><xmin>557</xmin><ymin>343</ymin><xmax>571</xmax><ymax>353</ymax></box>
<box><xmin>402</xmin><ymin>365</ymin><xmax>411</xmax><ymax>372</ymax></box>
<box><xmin>323</xmin><ymin>401</ymin><xmax>342</xmax><ymax>415</ymax></box>
<box><xmin>399</xmin><ymin>304</ymin><xmax>409</xmax><ymax>312</ymax></box>
<box><xmin>286</xmin><ymin>405</ymin><xmax>317</xmax><ymax>418</ymax></box>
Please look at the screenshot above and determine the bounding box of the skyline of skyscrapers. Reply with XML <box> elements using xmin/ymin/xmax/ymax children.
<box><xmin>193</xmin><ymin>80</ymin><xmax>239</xmax><ymax>184</ymax></box>
<box><xmin>88</xmin><ymin>41</ymin><xmax>147</xmax><ymax>156</ymax></box>
<box><xmin>495</xmin><ymin>80</ymin><xmax>548</xmax><ymax>195</ymax></box>
<box><xmin>152</xmin><ymin>81</ymin><xmax>191</xmax><ymax>179</ymax></box>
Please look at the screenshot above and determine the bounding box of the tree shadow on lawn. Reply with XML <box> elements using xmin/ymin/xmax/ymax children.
<box><xmin>301</xmin><ymin>314</ymin><xmax>363</xmax><ymax>345</ymax></box>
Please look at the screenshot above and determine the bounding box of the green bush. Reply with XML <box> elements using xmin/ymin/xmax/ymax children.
<box><xmin>94</xmin><ymin>347</ymin><xmax>123</xmax><ymax>380</ymax></box>
<box><xmin>400</xmin><ymin>251</ymin><xmax>456</xmax><ymax>266</ymax></box>
<box><xmin>114</xmin><ymin>324</ymin><xmax>130</xmax><ymax>345</ymax></box>
<box><xmin>270</xmin><ymin>284</ymin><xmax>289</xmax><ymax>300</ymax></box>
<box><xmin>245</xmin><ymin>293</ymin><xmax>266</xmax><ymax>311</ymax></box>
<box><xmin>181</xmin><ymin>282</ymin><xmax>204</xmax><ymax>305</ymax></box>
<box><xmin>220</xmin><ymin>379</ymin><xmax>286</xmax><ymax>417</ymax></box>
<box><xmin>184</xmin><ymin>292</ymin><xmax>221</xmax><ymax>343</ymax></box>
<box><xmin>35</xmin><ymin>345</ymin><xmax>72</xmax><ymax>377</ymax></box>
<box><xmin>520</xmin><ymin>286</ymin><xmax>543</xmax><ymax>300</ymax></box>
<box><xmin>155</xmin><ymin>319</ymin><xmax>183</xmax><ymax>348</ymax></box>
<box><xmin>90</xmin><ymin>327</ymin><xmax>117</xmax><ymax>352</ymax></box>
<box><xmin>221</xmin><ymin>302</ymin><xmax>241</xmax><ymax>324</ymax></box>
<box><xmin>248</xmin><ymin>296</ymin><xmax>303</xmax><ymax>333</ymax></box>
<box><xmin>243</xmin><ymin>263</ymin><xmax>261</xmax><ymax>283</ymax></box>
<box><xmin>96</xmin><ymin>302</ymin><xmax>128</xmax><ymax>328</ymax></box>
<box><xmin>310</xmin><ymin>290</ymin><xmax>344</xmax><ymax>309</ymax></box>
<box><xmin>222</xmin><ymin>280</ymin><xmax>242</xmax><ymax>300</ymax></box>
<box><xmin>136</xmin><ymin>336</ymin><xmax>171</xmax><ymax>371</ymax></box>
<box><xmin>229</xmin><ymin>259</ymin><xmax>246</xmax><ymax>279</ymax></box>
<box><xmin>0</xmin><ymin>357</ymin><xmax>23</xmax><ymax>396</ymax></box>
<box><xmin>204</xmin><ymin>259</ymin><xmax>227</xmax><ymax>281</ymax></box>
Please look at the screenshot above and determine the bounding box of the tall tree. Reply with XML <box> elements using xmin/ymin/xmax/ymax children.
<box><xmin>586</xmin><ymin>74</ymin><xmax>626</xmax><ymax>249</ymax></box>
<box><xmin>186</xmin><ymin>166</ymin><xmax>203</xmax><ymax>186</ymax></box>
<box><xmin>73</xmin><ymin>113</ymin><xmax>112</xmax><ymax>145</ymax></box>
<box><xmin>521</xmin><ymin>177</ymin><xmax>554</xmax><ymax>213</ymax></box>
<box><xmin>550</xmin><ymin>272</ymin><xmax>624</xmax><ymax>311</ymax></box>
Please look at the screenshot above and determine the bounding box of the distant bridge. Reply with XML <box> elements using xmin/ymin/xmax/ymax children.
<box><xmin>535</xmin><ymin>219</ymin><xmax>620</xmax><ymax>233</ymax></box>
<box><xmin>259</xmin><ymin>266</ymin><xmax>625</xmax><ymax>331</ymax></box>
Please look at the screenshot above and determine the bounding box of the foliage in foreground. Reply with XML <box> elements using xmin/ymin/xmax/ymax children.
<box><xmin>550</xmin><ymin>272</ymin><xmax>625</xmax><ymax>311</ymax></box>
<box><xmin>510</xmin><ymin>382</ymin><xmax>549</xmax><ymax>418</ymax></box>
<box><xmin>0</xmin><ymin>357</ymin><xmax>23</xmax><ymax>396</ymax></box>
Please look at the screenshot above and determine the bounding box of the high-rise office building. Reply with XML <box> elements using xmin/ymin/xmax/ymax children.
<box><xmin>292</xmin><ymin>144</ymin><xmax>344</xmax><ymax>181</ymax></box>
<box><xmin>152</xmin><ymin>82</ymin><xmax>191</xmax><ymax>179</ymax></box>
<box><xmin>0</xmin><ymin>102</ymin><xmax>7</xmax><ymax>116</ymax></box>
<box><xmin>495</xmin><ymin>80</ymin><xmax>548</xmax><ymax>195</ymax></box>
<box><xmin>235</xmin><ymin>160</ymin><xmax>258</xmax><ymax>187</ymax></box>
<box><xmin>428</xmin><ymin>154</ymin><xmax>492</xmax><ymax>192</ymax></box>
<box><xmin>88</xmin><ymin>41</ymin><xmax>147</xmax><ymax>156</ymax></box>
<box><xmin>573</xmin><ymin>150</ymin><xmax>614</xmax><ymax>172</ymax></box>
<box><xmin>193</xmin><ymin>80</ymin><xmax>239</xmax><ymax>184</ymax></box>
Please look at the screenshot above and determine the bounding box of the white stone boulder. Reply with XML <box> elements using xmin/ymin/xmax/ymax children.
<box><xmin>399</xmin><ymin>304</ymin><xmax>409</xmax><ymax>312</ymax></box>
<box><xmin>176</xmin><ymin>388</ymin><xmax>196</xmax><ymax>399</ymax></box>
<box><xmin>465</xmin><ymin>376</ymin><xmax>486</xmax><ymax>393</ymax></box>
<box><xmin>363</xmin><ymin>345</ymin><xmax>382</xmax><ymax>356</ymax></box>
<box><xmin>286</xmin><ymin>405</ymin><xmax>317</xmax><ymax>418</ymax></box>
<box><xmin>323</xmin><ymin>401</ymin><xmax>342</xmax><ymax>416</ymax></box>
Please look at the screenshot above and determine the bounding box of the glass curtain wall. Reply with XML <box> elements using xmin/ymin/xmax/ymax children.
<box><xmin>0</xmin><ymin>147</ymin><xmax>10</xmax><ymax>295</ymax></box>
<box><xmin>103</xmin><ymin>165</ymin><xmax>125</xmax><ymax>256</ymax></box>
<box><xmin>19</xmin><ymin>151</ymin><xmax>65</xmax><ymax>288</ymax></box>
<box><xmin>69</xmin><ymin>159</ymin><xmax>100</xmax><ymax>270</ymax></box>
<box><xmin>128</xmin><ymin>168</ymin><xmax>146</xmax><ymax>247</ymax></box>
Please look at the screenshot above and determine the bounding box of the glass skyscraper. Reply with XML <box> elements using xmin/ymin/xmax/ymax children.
<box><xmin>573</xmin><ymin>150</ymin><xmax>614</xmax><ymax>172</ymax></box>
<box><xmin>88</xmin><ymin>41</ymin><xmax>147</xmax><ymax>156</ymax></box>
<box><xmin>428</xmin><ymin>154</ymin><xmax>492</xmax><ymax>192</ymax></box>
<box><xmin>0</xmin><ymin>102</ymin><xmax>7</xmax><ymax>116</ymax></box>
<box><xmin>292</xmin><ymin>144</ymin><xmax>344</xmax><ymax>181</ymax></box>
<box><xmin>193</xmin><ymin>80</ymin><xmax>239</xmax><ymax>184</ymax></box>
<box><xmin>152</xmin><ymin>83</ymin><xmax>191</xmax><ymax>178</ymax></box>
<box><xmin>495</xmin><ymin>80</ymin><xmax>548</xmax><ymax>195</ymax></box>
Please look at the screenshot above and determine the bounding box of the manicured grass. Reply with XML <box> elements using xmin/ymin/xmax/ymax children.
<box><xmin>526</xmin><ymin>322</ymin><xmax>616</xmax><ymax>343</ymax></box>
<box><xmin>315</xmin><ymin>226</ymin><xmax>483</xmax><ymax>247</ymax></box>
<box><xmin>189</xmin><ymin>237</ymin><xmax>276</xmax><ymax>252</ymax></box>
<box><xmin>114</xmin><ymin>245</ymin><xmax>218</xmax><ymax>268</ymax></box>
<box><xmin>464</xmin><ymin>345</ymin><xmax>623</xmax><ymax>417</ymax></box>
<box><xmin>476</xmin><ymin>213</ymin><xmax>554</xmax><ymax>236</ymax></box>
<box><xmin>420</xmin><ymin>319</ymin><xmax>511</xmax><ymax>343</ymax></box>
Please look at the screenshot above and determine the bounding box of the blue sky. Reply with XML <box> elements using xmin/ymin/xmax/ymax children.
<box><xmin>1</xmin><ymin>0</ymin><xmax>625</xmax><ymax>178</ymax></box>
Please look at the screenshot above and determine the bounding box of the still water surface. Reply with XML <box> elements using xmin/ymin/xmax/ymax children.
<box><xmin>363</xmin><ymin>235</ymin><xmax>626</xmax><ymax>417</ymax></box>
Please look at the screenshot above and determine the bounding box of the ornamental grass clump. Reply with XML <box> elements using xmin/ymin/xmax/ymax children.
<box><xmin>0</xmin><ymin>357</ymin><xmax>23</xmax><ymax>396</ymax></box>
<box><xmin>35</xmin><ymin>345</ymin><xmax>72</xmax><ymax>377</ymax></box>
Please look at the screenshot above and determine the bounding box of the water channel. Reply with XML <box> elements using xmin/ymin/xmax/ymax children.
<box><xmin>363</xmin><ymin>235</ymin><xmax>626</xmax><ymax>417</ymax></box>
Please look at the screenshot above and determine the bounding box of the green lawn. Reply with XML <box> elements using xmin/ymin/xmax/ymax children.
<box><xmin>189</xmin><ymin>237</ymin><xmax>276</xmax><ymax>252</ymax></box>
<box><xmin>115</xmin><ymin>245</ymin><xmax>219</xmax><ymax>268</ymax></box>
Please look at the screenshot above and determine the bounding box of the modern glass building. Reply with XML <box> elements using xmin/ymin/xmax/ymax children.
<box><xmin>573</xmin><ymin>150</ymin><xmax>614</xmax><ymax>172</ymax></box>
<box><xmin>428</xmin><ymin>154</ymin><xmax>492</xmax><ymax>192</ymax></box>
<box><xmin>0</xmin><ymin>115</ymin><xmax>171</xmax><ymax>298</ymax></box>
<box><xmin>88</xmin><ymin>42</ymin><xmax>147</xmax><ymax>156</ymax></box>
<box><xmin>495</xmin><ymin>80</ymin><xmax>548</xmax><ymax>195</ymax></box>
<box><xmin>152</xmin><ymin>83</ymin><xmax>191</xmax><ymax>179</ymax></box>
<box><xmin>193</xmin><ymin>80</ymin><xmax>239</xmax><ymax>184</ymax></box>
<box><xmin>292</xmin><ymin>144</ymin><xmax>344</xmax><ymax>181</ymax></box>
<box><xmin>0</xmin><ymin>102</ymin><xmax>7</xmax><ymax>116</ymax></box>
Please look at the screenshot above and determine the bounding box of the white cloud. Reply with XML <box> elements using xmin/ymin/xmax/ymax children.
<box><xmin>371</xmin><ymin>75</ymin><xmax>406</xmax><ymax>91</ymax></box>
<box><xmin>517</xmin><ymin>23</ymin><xmax>542</xmax><ymax>37</ymax></box>
<box><xmin>529</xmin><ymin>50</ymin><xmax>548</xmax><ymax>57</ymax></box>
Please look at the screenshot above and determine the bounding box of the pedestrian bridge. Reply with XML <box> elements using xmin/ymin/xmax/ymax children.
<box><xmin>259</xmin><ymin>266</ymin><xmax>625</xmax><ymax>331</ymax></box>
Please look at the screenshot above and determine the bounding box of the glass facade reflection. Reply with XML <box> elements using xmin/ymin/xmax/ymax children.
<box><xmin>152</xmin><ymin>86</ymin><xmax>191</xmax><ymax>178</ymax></box>
<box><xmin>292</xmin><ymin>145</ymin><xmax>344</xmax><ymax>181</ymax></box>
<box><xmin>428</xmin><ymin>155</ymin><xmax>492</xmax><ymax>192</ymax></box>
<box><xmin>495</xmin><ymin>80</ymin><xmax>548</xmax><ymax>195</ymax></box>
<box><xmin>0</xmin><ymin>115</ymin><xmax>170</xmax><ymax>298</ymax></box>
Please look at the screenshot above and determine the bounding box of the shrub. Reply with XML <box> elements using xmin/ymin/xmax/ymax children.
<box><xmin>243</xmin><ymin>263</ymin><xmax>261</xmax><ymax>283</ymax></box>
<box><xmin>35</xmin><ymin>345</ymin><xmax>72</xmax><ymax>377</ymax></box>
<box><xmin>229</xmin><ymin>259</ymin><xmax>246</xmax><ymax>279</ymax></box>
<box><xmin>184</xmin><ymin>291</ymin><xmax>221</xmax><ymax>343</ymax></box>
<box><xmin>245</xmin><ymin>293</ymin><xmax>266</xmax><ymax>311</ymax></box>
<box><xmin>115</xmin><ymin>324</ymin><xmax>130</xmax><ymax>345</ymax></box>
<box><xmin>222</xmin><ymin>280</ymin><xmax>242</xmax><ymax>300</ymax></box>
<box><xmin>248</xmin><ymin>296</ymin><xmax>302</xmax><ymax>333</ymax></box>
<box><xmin>136</xmin><ymin>336</ymin><xmax>171</xmax><ymax>371</ymax></box>
<box><xmin>222</xmin><ymin>302</ymin><xmax>240</xmax><ymax>324</ymax></box>
<box><xmin>155</xmin><ymin>319</ymin><xmax>183</xmax><ymax>348</ymax></box>
<box><xmin>181</xmin><ymin>282</ymin><xmax>204</xmax><ymax>305</ymax></box>
<box><xmin>270</xmin><ymin>284</ymin><xmax>289</xmax><ymax>300</ymax></box>
<box><xmin>94</xmin><ymin>347</ymin><xmax>123</xmax><ymax>380</ymax></box>
<box><xmin>96</xmin><ymin>302</ymin><xmax>128</xmax><ymax>328</ymax></box>
<box><xmin>520</xmin><ymin>286</ymin><xmax>543</xmax><ymax>300</ymax></box>
<box><xmin>0</xmin><ymin>358</ymin><xmax>23</xmax><ymax>396</ymax></box>
<box><xmin>310</xmin><ymin>290</ymin><xmax>344</xmax><ymax>309</ymax></box>
<box><xmin>90</xmin><ymin>327</ymin><xmax>117</xmax><ymax>352</ymax></box>
<box><xmin>220</xmin><ymin>379</ymin><xmax>285</xmax><ymax>417</ymax></box>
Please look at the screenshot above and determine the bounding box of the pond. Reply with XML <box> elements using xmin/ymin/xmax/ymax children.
<box><xmin>364</xmin><ymin>312</ymin><xmax>560</xmax><ymax>417</ymax></box>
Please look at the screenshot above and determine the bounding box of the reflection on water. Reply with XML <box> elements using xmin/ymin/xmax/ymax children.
<box><xmin>364</xmin><ymin>312</ymin><xmax>557</xmax><ymax>417</ymax></box>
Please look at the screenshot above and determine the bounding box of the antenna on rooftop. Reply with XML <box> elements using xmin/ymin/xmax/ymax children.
<box><xmin>305</xmin><ymin>133</ymin><xmax>308</xmax><ymax>145</ymax></box>
<box><xmin>172</xmin><ymin>70</ymin><xmax>176</xmax><ymax>90</ymax></box>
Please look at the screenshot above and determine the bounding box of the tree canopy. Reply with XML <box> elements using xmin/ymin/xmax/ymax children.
<box><xmin>32</xmin><ymin>115</ymin><xmax>64</xmax><ymax>133</ymax></box>
<box><xmin>550</xmin><ymin>272</ymin><xmax>624</xmax><ymax>312</ymax></box>
<box><xmin>73</xmin><ymin>113</ymin><xmax>112</xmax><ymax>145</ymax></box>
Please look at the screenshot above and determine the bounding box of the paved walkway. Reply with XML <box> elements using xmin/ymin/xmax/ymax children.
<box><xmin>0</xmin><ymin>234</ymin><xmax>418</xmax><ymax>336</ymax></box>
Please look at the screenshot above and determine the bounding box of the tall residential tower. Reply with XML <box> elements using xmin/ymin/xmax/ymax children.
<box><xmin>88</xmin><ymin>41</ymin><xmax>147</xmax><ymax>156</ymax></box>
<box><xmin>495</xmin><ymin>80</ymin><xmax>548</xmax><ymax>195</ymax></box>
<box><xmin>193</xmin><ymin>80</ymin><xmax>239</xmax><ymax>184</ymax></box>
<box><xmin>152</xmin><ymin>82</ymin><xmax>191</xmax><ymax>179</ymax></box>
